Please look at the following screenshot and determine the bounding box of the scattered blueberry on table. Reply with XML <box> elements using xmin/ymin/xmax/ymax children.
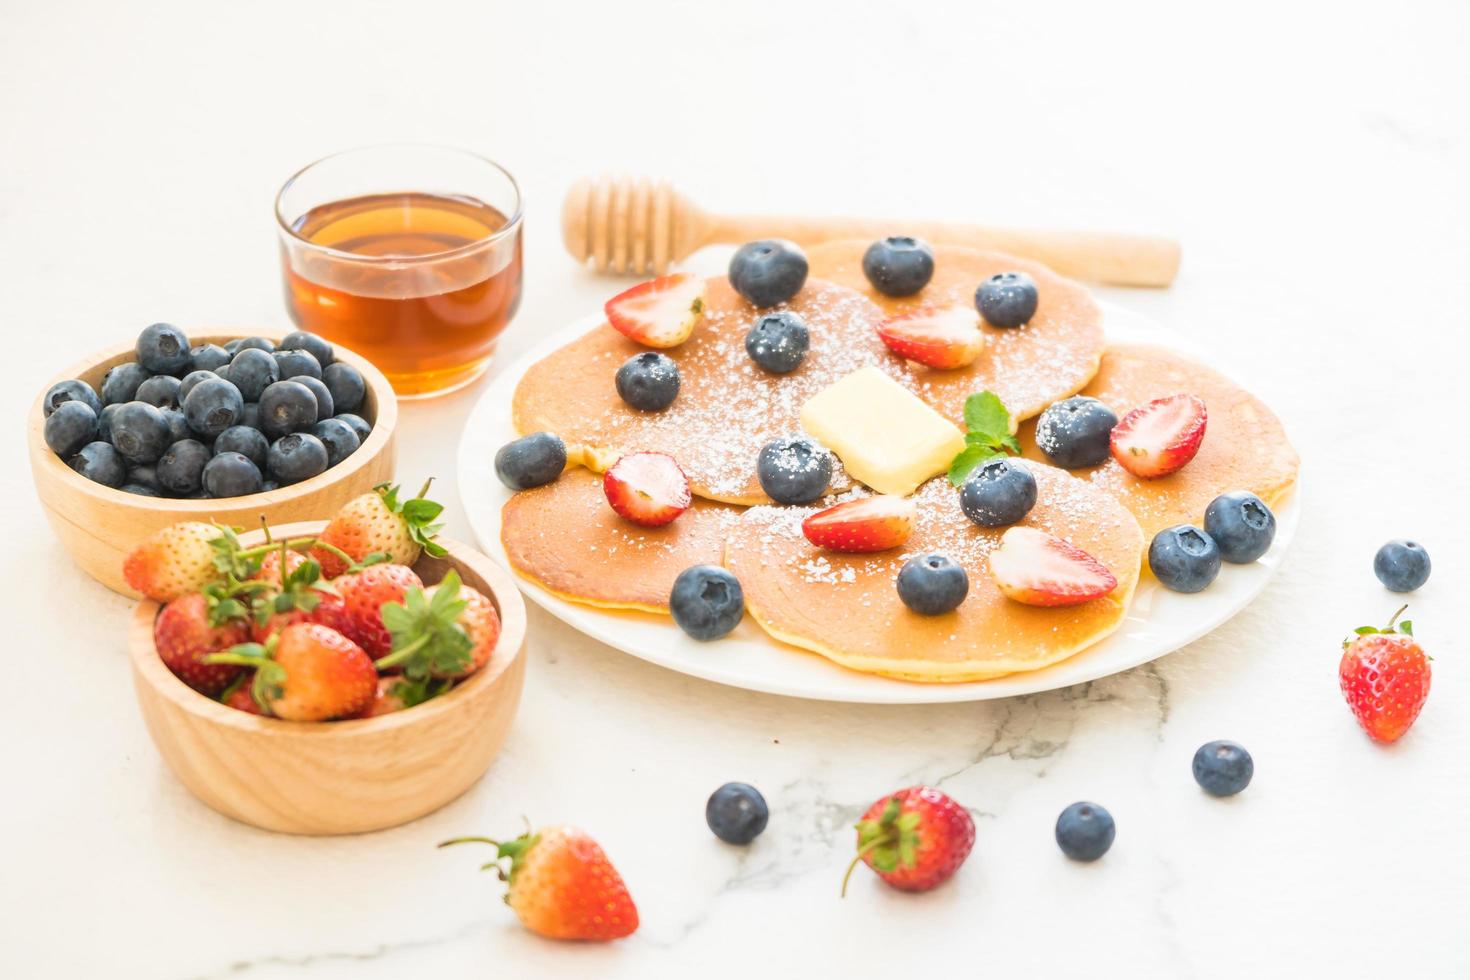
<box><xmin>41</xmin><ymin>324</ymin><xmax>371</xmax><ymax>497</ymax></box>
<box><xmin>1192</xmin><ymin>740</ymin><xmax>1254</xmax><ymax>797</ymax></box>
<box><xmin>1055</xmin><ymin>802</ymin><xmax>1115</xmax><ymax>861</ymax></box>
<box><xmin>1373</xmin><ymin>539</ymin><xmax>1431</xmax><ymax>593</ymax></box>
<box><xmin>706</xmin><ymin>782</ymin><xmax>769</xmax><ymax>844</ymax></box>
<box><xmin>670</xmin><ymin>565</ymin><xmax>745</xmax><ymax>640</ymax></box>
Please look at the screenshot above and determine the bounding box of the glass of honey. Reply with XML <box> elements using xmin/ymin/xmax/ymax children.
<box><xmin>275</xmin><ymin>145</ymin><xmax>523</xmax><ymax>397</ymax></box>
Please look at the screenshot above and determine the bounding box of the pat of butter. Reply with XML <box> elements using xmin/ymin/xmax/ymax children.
<box><xmin>800</xmin><ymin>367</ymin><xmax>965</xmax><ymax>496</ymax></box>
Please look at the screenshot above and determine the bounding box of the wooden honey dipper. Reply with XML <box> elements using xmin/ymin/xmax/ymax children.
<box><xmin>562</xmin><ymin>174</ymin><xmax>1181</xmax><ymax>287</ymax></box>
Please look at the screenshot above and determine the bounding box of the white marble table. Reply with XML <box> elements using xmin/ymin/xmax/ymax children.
<box><xmin>4</xmin><ymin>1</ymin><xmax>1467</xmax><ymax>976</ymax></box>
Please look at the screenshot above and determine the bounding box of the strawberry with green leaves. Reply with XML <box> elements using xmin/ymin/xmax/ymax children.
<box><xmin>1340</xmin><ymin>605</ymin><xmax>1431</xmax><ymax>743</ymax></box>
<box><xmin>948</xmin><ymin>391</ymin><xmax>1022</xmax><ymax>486</ymax></box>
<box><xmin>374</xmin><ymin>570</ymin><xmax>500</xmax><ymax>688</ymax></box>
<box><xmin>334</xmin><ymin>563</ymin><xmax>425</xmax><ymax>659</ymax></box>
<box><xmin>153</xmin><ymin>588</ymin><xmax>252</xmax><ymax>695</ymax></box>
<box><xmin>248</xmin><ymin>544</ymin><xmax>351</xmax><ymax>642</ymax></box>
<box><xmin>440</xmin><ymin>826</ymin><xmax>639</xmax><ymax>941</ymax></box>
<box><xmin>311</xmin><ymin>481</ymin><xmax>446</xmax><ymax>578</ymax></box>
<box><xmin>205</xmin><ymin>622</ymin><xmax>377</xmax><ymax>721</ymax></box>
<box><xmin>124</xmin><ymin>522</ymin><xmax>231</xmax><ymax>601</ymax></box>
<box><xmin>842</xmin><ymin>785</ymin><xmax>975</xmax><ymax>895</ymax></box>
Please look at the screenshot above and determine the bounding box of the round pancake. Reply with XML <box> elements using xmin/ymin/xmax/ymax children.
<box><xmin>723</xmin><ymin>465</ymin><xmax>1144</xmax><ymax>683</ymax></box>
<box><xmin>1018</xmin><ymin>343</ymin><xmax>1299</xmax><ymax>539</ymax></box>
<box><xmin>513</xmin><ymin>277</ymin><xmax>932</xmax><ymax>505</ymax></box>
<box><xmin>500</xmin><ymin>466</ymin><xmax>743</xmax><ymax>613</ymax></box>
<box><xmin>805</xmin><ymin>241</ymin><xmax>1106</xmax><ymax>425</ymax></box>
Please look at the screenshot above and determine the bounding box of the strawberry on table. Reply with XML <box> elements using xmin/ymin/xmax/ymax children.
<box><xmin>334</xmin><ymin>562</ymin><xmax>425</xmax><ymax>659</ymax></box>
<box><xmin>842</xmin><ymin>786</ymin><xmax>975</xmax><ymax>895</ymax></box>
<box><xmin>1340</xmin><ymin>605</ymin><xmax>1431</xmax><ymax>743</ymax></box>
<box><xmin>374</xmin><ymin>569</ymin><xmax>500</xmax><ymax>682</ymax></box>
<box><xmin>1109</xmin><ymin>393</ymin><xmax>1207</xmax><ymax>479</ymax></box>
<box><xmin>802</xmin><ymin>495</ymin><xmax>916</xmax><ymax>553</ymax></box>
<box><xmin>603</xmin><ymin>452</ymin><xmax>691</xmax><ymax>527</ymax></box>
<box><xmin>604</xmin><ymin>273</ymin><xmax>706</xmax><ymax>349</ymax></box>
<box><xmin>311</xmin><ymin>481</ymin><xmax>446</xmax><ymax>579</ymax></box>
<box><xmin>124</xmin><ymin>521</ymin><xmax>231</xmax><ymax>602</ymax></box>
<box><xmin>205</xmin><ymin>622</ymin><xmax>377</xmax><ymax>721</ymax></box>
<box><xmin>988</xmin><ymin>526</ymin><xmax>1118</xmax><ymax>607</ymax></box>
<box><xmin>440</xmin><ymin>826</ymin><xmax>638</xmax><ymax>941</ymax></box>
<box><xmin>876</xmin><ymin>306</ymin><xmax>985</xmax><ymax>370</ymax></box>
<box><xmin>153</xmin><ymin>590</ymin><xmax>252</xmax><ymax>695</ymax></box>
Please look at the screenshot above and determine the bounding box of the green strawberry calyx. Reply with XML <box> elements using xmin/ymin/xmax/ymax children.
<box><xmin>203</xmin><ymin>636</ymin><xmax>284</xmax><ymax>712</ymax></box>
<box><xmin>438</xmin><ymin>829</ymin><xmax>543</xmax><ymax>894</ymax></box>
<box><xmin>840</xmin><ymin>795</ymin><xmax>923</xmax><ymax>897</ymax></box>
<box><xmin>948</xmin><ymin>391</ymin><xmax>1021</xmax><ymax>486</ymax></box>
<box><xmin>1344</xmin><ymin>604</ymin><xmax>1418</xmax><ymax>649</ymax></box>
<box><xmin>372</xmin><ymin>569</ymin><xmax>473</xmax><ymax>678</ymax></box>
<box><xmin>376</xmin><ymin>480</ymin><xmax>448</xmax><ymax>558</ymax></box>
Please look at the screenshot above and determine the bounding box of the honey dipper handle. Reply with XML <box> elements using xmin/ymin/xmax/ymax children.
<box><xmin>700</xmin><ymin>214</ymin><xmax>1181</xmax><ymax>288</ymax></box>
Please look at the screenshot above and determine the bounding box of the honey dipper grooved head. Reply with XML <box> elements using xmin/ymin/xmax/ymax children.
<box><xmin>562</xmin><ymin>174</ymin><xmax>701</xmax><ymax>276</ymax></box>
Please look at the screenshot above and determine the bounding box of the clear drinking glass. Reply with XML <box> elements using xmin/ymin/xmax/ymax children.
<box><xmin>276</xmin><ymin>145</ymin><xmax>523</xmax><ymax>398</ymax></box>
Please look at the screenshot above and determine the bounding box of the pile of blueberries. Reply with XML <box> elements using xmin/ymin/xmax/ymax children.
<box><xmin>42</xmin><ymin>323</ymin><xmax>372</xmax><ymax>498</ymax></box>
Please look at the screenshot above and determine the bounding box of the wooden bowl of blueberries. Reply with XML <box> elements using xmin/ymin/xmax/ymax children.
<box><xmin>28</xmin><ymin>323</ymin><xmax>398</xmax><ymax>597</ymax></box>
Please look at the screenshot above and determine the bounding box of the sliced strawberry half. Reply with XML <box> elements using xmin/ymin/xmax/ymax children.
<box><xmin>1109</xmin><ymin>393</ymin><xmax>1207</xmax><ymax>478</ymax></box>
<box><xmin>876</xmin><ymin>306</ymin><xmax>985</xmax><ymax>370</ymax></box>
<box><xmin>604</xmin><ymin>273</ymin><xmax>707</xmax><ymax>348</ymax></box>
<box><xmin>802</xmin><ymin>495</ymin><xmax>916</xmax><ymax>552</ymax></box>
<box><xmin>603</xmin><ymin>452</ymin><xmax>692</xmax><ymax>526</ymax></box>
<box><xmin>988</xmin><ymin>526</ymin><xmax>1117</xmax><ymax>607</ymax></box>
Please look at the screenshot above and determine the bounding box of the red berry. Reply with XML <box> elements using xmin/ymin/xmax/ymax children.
<box><xmin>843</xmin><ymin>786</ymin><xmax>975</xmax><ymax>895</ymax></box>
<box><xmin>875</xmin><ymin>306</ymin><xmax>985</xmax><ymax>370</ymax></box>
<box><xmin>1340</xmin><ymin>607</ymin><xmax>1430</xmax><ymax>743</ymax></box>
<box><xmin>988</xmin><ymin>526</ymin><xmax>1118</xmax><ymax>607</ymax></box>
<box><xmin>335</xmin><ymin>563</ymin><xmax>425</xmax><ymax>659</ymax></box>
<box><xmin>602</xmin><ymin>452</ymin><xmax>691</xmax><ymax>527</ymax></box>
<box><xmin>604</xmin><ymin>273</ymin><xmax>706</xmax><ymax>349</ymax></box>
<box><xmin>153</xmin><ymin>592</ymin><xmax>250</xmax><ymax>695</ymax></box>
<box><xmin>801</xmin><ymin>495</ymin><xmax>915</xmax><ymax>552</ymax></box>
<box><xmin>1109</xmin><ymin>393</ymin><xmax>1207</xmax><ymax>478</ymax></box>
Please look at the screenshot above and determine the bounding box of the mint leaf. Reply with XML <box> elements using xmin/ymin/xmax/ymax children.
<box><xmin>963</xmin><ymin>391</ymin><xmax>1011</xmax><ymax>436</ymax></box>
<box><xmin>948</xmin><ymin>445</ymin><xmax>1000</xmax><ymax>486</ymax></box>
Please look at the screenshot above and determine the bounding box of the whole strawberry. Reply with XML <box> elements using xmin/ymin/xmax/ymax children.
<box><xmin>311</xmin><ymin>481</ymin><xmax>446</xmax><ymax>578</ymax></box>
<box><xmin>440</xmin><ymin>826</ymin><xmax>638</xmax><ymax>941</ymax></box>
<box><xmin>428</xmin><ymin>580</ymin><xmax>499</xmax><ymax>679</ymax></box>
<box><xmin>153</xmin><ymin>590</ymin><xmax>251</xmax><ymax>695</ymax></box>
<box><xmin>248</xmin><ymin>547</ymin><xmax>352</xmax><ymax>642</ymax></box>
<box><xmin>124</xmin><ymin>522</ymin><xmax>229</xmax><ymax>601</ymax></box>
<box><xmin>375</xmin><ymin>570</ymin><xmax>500</xmax><ymax>682</ymax></box>
<box><xmin>205</xmin><ymin>622</ymin><xmax>377</xmax><ymax>721</ymax></box>
<box><xmin>842</xmin><ymin>786</ymin><xmax>975</xmax><ymax>895</ymax></box>
<box><xmin>1340</xmin><ymin>606</ymin><xmax>1431</xmax><ymax>743</ymax></box>
<box><xmin>335</xmin><ymin>563</ymin><xmax>425</xmax><ymax>659</ymax></box>
<box><xmin>253</xmin><ymin>547</ymin><xmax>306</xmax><ymax>587</ymax></box>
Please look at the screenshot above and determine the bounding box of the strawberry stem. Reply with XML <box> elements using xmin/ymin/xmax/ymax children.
<box><xmin>234</xmin><ymin>536</ymin><xmax>318</xmax><ymax>561</ymax></box>
<box><xmin>1386</xmin><ymin>604</ymin><xmax>1409</xmax><ymax>630</ymax></box>
<box><xmin>260</xmin><ymin>517</ymin><xmax>273</xmax><ymax>544</ymax></box>
<box><xmin>373</xmin><ymin>633</ymin><xmax>431</xmax><ymax>672</ymax></box>
<box><xmin>416</xmin><ymin>477</ymin><xmax>435</xmax><ymax>500</ymax></box>
<box><xmin>437</xmin><ymin>836</ymin><xmax>501</xmax><ymax>849</ymax></box>
<box><xmin>840</xmin><ymin>837</ymin><xmax>887</xmax><ymax>898</ymax></box>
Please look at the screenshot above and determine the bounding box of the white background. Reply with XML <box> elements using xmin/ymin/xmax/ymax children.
<box><xmin>3</xmin><ymin>1</ymin><xmax>1467</xmax><ymax>977</ymax></box>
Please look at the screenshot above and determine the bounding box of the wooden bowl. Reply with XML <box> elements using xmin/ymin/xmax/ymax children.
<box><xmin>28</xmin><ymin>330</ymin><xmax>398</xmax><ymax>597</ymax></box>
<box><xmin>129</xmin><ymin>522</ymin><xmax>527</xmax><ymax>835</ymax></box>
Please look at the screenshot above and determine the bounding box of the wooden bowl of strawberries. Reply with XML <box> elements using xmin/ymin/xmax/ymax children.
<box><xmin>126</xmin><ymin>485</ymin><xmax>527</xmax><ymax>835</ymax></box>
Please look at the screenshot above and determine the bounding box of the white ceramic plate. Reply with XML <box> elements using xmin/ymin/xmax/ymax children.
<box><xmin>456</xmin><ymin>299</ymin><xmax>1297</xmax><ymax>704</ymax></box>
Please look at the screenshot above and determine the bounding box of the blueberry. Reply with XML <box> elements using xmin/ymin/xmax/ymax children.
<box><xmin>135</xmin><ymin>322</ymin><xmax>192</xmax><ymax>375</ymax></box>
<box><xmin>233</xmin><ymin>336</ymin><xmax>276</xmax><ymax>354</ymax></box>
<box><xmin>896</xmin><ymin>553</ymin><xmax>969</xmax><ymax>615</ymax></box>
<box><xmin>43</xmin><ymin>379</ymin><xmax>102</xmax><ymax>418</ymax></box>
<box><xmin>214</xmin><ymin>425</ymin><xmax>270</xmax><ymax>470</ymax></box>
<box><xmin>100</xmin><ymin>361</ymin><xmax>152</xmax><ymax>405</ymax></box>
<box><xmin>156</xmin><ymin>439</ymin><xmax>210</xmax><ymax>495</ymax></box>
<box><xmin>224</xmin><ymin>339</ymin><xmax>244</xmax><ymax>354</ymax></box>
<box><xmin>110</xmin><ymin>402</ymin><xmax>172</xmax><ymax>462</ymax></box>
<box><xmin>183</xmin><ymin>377</ymin><xmax>245</xmax><ymax>438</ymax></box>
<box><xmin>294</xmin><ymin>375</ymin><xmax>335</xmax><ymax>419</ymax></box>
<box><xmin>705</xmin><ymin>782</ymin><xmax>769</xmax><ymax>844</ymax></box>
<box><xmin>669</xmin><ymin>565</ymin><xmax>745</xmax><ymax>640</ymax></box>
<box><xmin>177</xmin><ymin>370</ymin><xmax>217</xmax><ymax>404</ymax></box>
<box><xmin>615</xmin><ymin>352</ymin><xmax>681</xmax><ymax>411</ymax></box>
<box><xmin>273</xmin><ymin>348</ymin><xmax>322</xmax><ymax>381</ymax></box>
<box><xmin>494</xmin><ymin>432</ymin><xmax>567</xmax><ymax>490</ymax></box>
<box><xmin>203</xmin><ymin>451</ymin><xmax>263</xmax><ymax>498</ymax></box>
<box><xmin>267</xmin><ymin>432</ymin><xmax>329</xmax><ymax>485</ymax></box>
<box><xmin>121</xmin><ymin>483</ymin><xmax>161</xmax><ymax>496</ymax></box>
<box><xmin>261</xmin><ymin>479</ymin><xmax>280</xmax><ymax>492</ymax></box>
<box><xmin>861</xmin><ymin>236</ymin><xmax>935</xmax><ymax>297</ymax></box>
<box><xmin>756</xmin><ymin>435</ymin><xmax>831</xmax><ymax>504</ymax></box>
<box><xmin>67</xmin><ymin>441</ymin><xmax>126</xmax><ymax>487</ymax></box>
<box><xmin>975</xmin><ymin>272</ymin><xmax>1039</xmax><ymax>328</ymax></box>
<box><xmin>960</xmin><ymin>457</ymin><xmax>1038</xmax><ymax>527</ymax></box>
<box><xmin>213</xmin><ymin>364</ymin><xmax>232</xmax><ymax>381</ymax></box>
<box><xmin>127</xmin><ymin>464</ymin><xmax>160</xmax><ymax>491</ymax></box>
<box><xmin>1148</xmin><ymin>525</ymin><xmax>1222</xmax><ymax>593</ymax></box>
<box><xmin>97</xmin><ymin>403</ymin><xmax>120</xmax><ymax>443</ymax></box>
<box><xmin>744</xmin><ymin>311</ymin><xmax>810</xmax><ymax>374</ymax></box>
<box><xmin>311</xmin><ymin>418</ymin><xmax>360</xmax><ymax>467</ymax></box>
<box><xmin>1055</xmin><ymin>802</ymin><xmax>1115</xmax><ymax>861</ymax></box>
<box><xmin>135</xmin><ymin>374</ymin><xmax>182</xmax><ymax>409</ymax></box>
<box><xmin>44</xmin><ymin>401</ymin><xmax>98</xmax><ymax>456</ymax></box>
<box><xmin>278</xmin><ymin>330</ymin><xmax>334</xmax><ymax>368</ymax></box>
<box><xmin>229</xmin><ymin>348</ymin><xmax>279</xmax><ymax>401</ymax></box>
<box><xmin>239</xmin><ymin>402</ymin><xmax>261</xmax><ymax>431</ymax></box>
<box><xmin>189</xmin><ymin>343</ymin><xmax>232</xmax><ymax>373</ymax></box>
<box><xmin>160</xmin><ymin>407</ymin><xmax>192</xmax><ymax>444</ymax></box>
<box><xmin>728</xmin><ymin>239</ymin><xmax>808</xmax><ymax>307</ymax></box>
<box><xmin>335</xmin><ymin>413</ymin><xmax>372</xmax><ymax>445</ymax></box>
<box><xmin>258</xmin><ymin>380</ymin><xmax>319</xmax><ymax>437</ymax></box>
<box><xmin>1192</xmin><ymin>740</ymin><xmax>1254</xmax><ymax>797</ymax></box>
<box><xmin>1373</xmin><ymin>539</ymin><xmax>1430</xmax><ymax>592</ymax></box>
<box><xmin>1035</xmin><ymin>396</ymin><xmax>1118</xmax><ymax>469</ymax></box>
<box><xmin>322</xmin><ymin>362</ymin><xmax>365</xmax><ymax>415</ymax></box>
<box><xmin>1204</xmin><ymin>491</ymin><xmax>1276</xmax><ymax>564</ymax></box>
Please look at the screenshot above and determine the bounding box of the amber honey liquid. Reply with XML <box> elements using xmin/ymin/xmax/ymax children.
<box><xmin>282</xmin><ymin>192</ymin><xmax>522</xmax><ymax>396</ymax></box>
